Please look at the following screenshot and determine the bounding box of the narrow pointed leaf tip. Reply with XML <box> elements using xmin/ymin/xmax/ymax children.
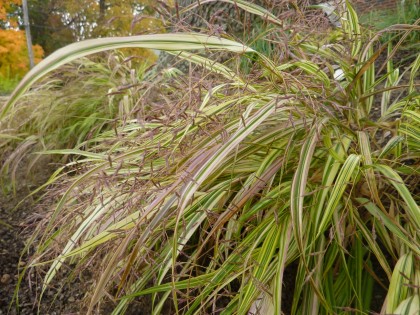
<box><xmin>2</xmin><ymin>33</ymin><xmax>254</xmax><ymax>119</ymax></box>
<box><xmin>181</xmin><ymin>0</ymin><xmax>283</xmax><ymax>26</ymax></box>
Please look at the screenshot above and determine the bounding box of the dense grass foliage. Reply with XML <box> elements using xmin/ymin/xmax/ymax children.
<box><xmin>0</xmin><ymin>53</ymin><xmax>153</xmax><ymax>191</ymax></box>
<box><xmin>1</xmin><ymin>1</ymin><xmax>419</xmax><ymax>314</ymax></box>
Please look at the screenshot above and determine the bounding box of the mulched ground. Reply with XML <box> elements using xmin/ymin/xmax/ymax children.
<box><xmin>0</xmin><ymin>158</ymin><xmax>165</xmax><ymax>314</ymax></box>
<box><xmin>0</xmin><ymin>161</ymin><xmax>84</xmax><ymax>315</ymax></box>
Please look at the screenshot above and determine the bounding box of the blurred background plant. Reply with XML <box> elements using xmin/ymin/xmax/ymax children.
<box><xmin>360</xmin><ymin>0</ymin><xmax>419</xmax><ymax>32</ymax></box>
<box><xmin>360</xmin><ymin>0</ymin><xmax>419</xmax><ymax>61</ymax></box>
<box><xmin>0</xmin><ymin>1</ymin><xmax>419</xmax><ymax>314</ymax></box>
<box><xmin>0</xmin><ymin>72</ymin><xmax>20</xmax><ymax>95</ymax></box>
<box><xmin>0</xmin><ymin>52</ymin><xmax>155</xmax><ymax>192</ymax></box>
<box><xmin>0</xmin><ymin>0</ymin><xmax>44</xmax><ymax>94</ymax></box>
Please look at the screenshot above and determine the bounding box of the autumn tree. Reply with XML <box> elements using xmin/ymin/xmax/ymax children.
<box><xmin>0</xmin><ymin>0</ymin><xmax>43</xmax><ymax>81</ymax></box>
<box><xmin>0</xmin><ymin>0</ymin><xmax>21</xmax><ymax>29</ymax></box>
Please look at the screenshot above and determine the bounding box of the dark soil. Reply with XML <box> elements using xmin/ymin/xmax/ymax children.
<box><xmin>0</xmin><ymin>159</ymin><xmax>168</xmax><ymax>315</ymax></box>
<box><xmin>0</xmin><ymin>160</ymin><xmax>85</xmax><ymax>315</ymax></box>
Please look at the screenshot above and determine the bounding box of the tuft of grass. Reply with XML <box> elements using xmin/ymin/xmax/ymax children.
<box><xmin>0</xmin><ymin>52</ymin><xmax>155</xmax><ymax>192</ymax></box>
<box><xmin>1</xmin><ymin>1</ymin><xmax>419</xmax><ymax>314</ymax></box>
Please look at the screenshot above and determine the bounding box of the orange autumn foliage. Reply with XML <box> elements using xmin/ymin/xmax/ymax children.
<box><xmin>0</xmin><ymin>0</ymin><xmax>44</xmax><ymax>79</ymax></box>
<box><xmin>0</xmin><ymin>0</ymin><xmax>21</xmax><ymax>21</ymax></box>
<box><xmin>0</xmin><ymin>29</ymin><xmax>43</xmax><ymax>79</ymax></box>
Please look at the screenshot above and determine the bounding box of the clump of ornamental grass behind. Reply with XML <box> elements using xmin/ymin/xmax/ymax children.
<box><xmin>1</xmin><ymin>1</ymin><xmax>419</xmax><ymax>314</ymax></box>
<box><xmin>0</xmin><ymin>52</ymin><xmax>154</xmax><ymax>192</ymax></box>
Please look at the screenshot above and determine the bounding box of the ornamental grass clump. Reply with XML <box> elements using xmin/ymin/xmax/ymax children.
<box><xmin>2</xmin><ymin>1</ymin><xmax>419</xmax><ymax>314</ymax></box>
<box><xmin>0</xmin><ymin>53</ymin><xmax>154</xmax><ymax>191</ymax></box>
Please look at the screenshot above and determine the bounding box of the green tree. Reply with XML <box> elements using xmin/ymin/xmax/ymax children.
<box><xmin>27</xmin><ymin>0</ymin><xmax>76</xmax><ymax>55</ymax></box>
<box><xmin>28</xmin><ymin>0</ymin><xmax>170</xmax><ymax>55</ymax></box>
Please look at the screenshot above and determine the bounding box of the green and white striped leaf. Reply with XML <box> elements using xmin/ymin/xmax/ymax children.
<box><xmin>374</xmin><ymin>164</ymin><xmax>420</xmax><ymax>229</ymax></box>
<box><xmin>291</xmin><ymin>120</ymin><xmax>326</xmax><ymax>245</ymax></box>
<box><xmin>313</xmin><ymin>135</ymin><xmax>351</xmax><ymax>235</ymax></box>
<box><xmin>177</xmin><ymin>98</ymin><xmax>290</xmax><ymax>218</ymax></box>
<box><xmin>357</xmin><ymin>198</ymin><xmax>420</xmax><ymax>255</ymax></box>
<box><xmin>393</xmin><ymin>295</ymin><xmax>420</xmax><ymax>315</ymax></box>
<box><xmin>316</xmin><ymin>154</ymin><xmax>360</xmax><ymax>237</ymax></box>
<box><xmin>181</xmin><ymin>0</ymin><xmax>282</xmax><ymax>26</ymax></box>
<box><xmin>2</xmin><ymin>33</ymin><xmax>254</xmax><ymax>118</ymax></box>
<box><xmin>344</xmin><ymin>1</ymin><xmax>362</xmax><ymax>57</ymax></box>
<box><xmin>238</xmin><ymin>223</ymin><xmax>281</xmax><ymax>314</ymax></box>
<box><xmin>378</xmin><ymin>136</ymin><xmax>405</xmax><ymax>159</ymax></box>
<box><xmin>385</xmin><ymin>253</ymin><xmax>415</xmax><ymax>313</ymax></box>
<box><xmin>168</xmin><ymin>51</ymin><xmax>245</xmax><ymax>84</ymax></box>
<box><xmin>294</xmin><ymin>60</ymin><xmax>331</xmax><ymax>87</ymax></box>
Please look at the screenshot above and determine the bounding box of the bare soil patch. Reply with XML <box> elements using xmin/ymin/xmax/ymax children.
<box><xmin>0</xmin><ymin>159</ymin><xmax>84</xmax><ymax>315</ymax></box>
